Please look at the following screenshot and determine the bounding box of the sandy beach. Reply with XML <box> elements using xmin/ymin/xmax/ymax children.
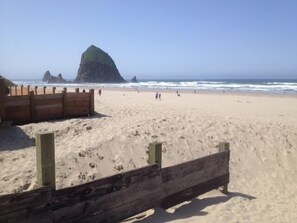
<box><xmin>1</xmin><ymin>89</ymin><xmax>297</xmax><ymax>222</ymax></box>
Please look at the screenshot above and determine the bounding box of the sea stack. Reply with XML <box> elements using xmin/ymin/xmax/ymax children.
<box><xmin>42</xmin><ymin>70</ymin><xmax>51</xmax><ymax>82</ymax></box>
<box><xmin>131</xmin><ymin>76</ymin><xmax>138</xmax><ymax>83</ymax></box>
<box><xmin>75</xmin><ymin>45</ymin><xmax>125</xmax><ymax>83</ymax></box>
<box><xmin>42</xmin><ymin>71</ymin><xmax>66</xmax><ymax>83</ymax></box>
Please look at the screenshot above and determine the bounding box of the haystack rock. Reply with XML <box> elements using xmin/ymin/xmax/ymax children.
<box><xmin>75</xmin><ymin>45</ymin><xmax>125</xmax><ymax>83</ymax></box>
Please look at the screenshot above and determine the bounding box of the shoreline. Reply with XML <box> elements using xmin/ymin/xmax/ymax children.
<box><xmin>52</xmin><ymin>85</ymin><xmax>297</xmax><ymax>98</ymax></box>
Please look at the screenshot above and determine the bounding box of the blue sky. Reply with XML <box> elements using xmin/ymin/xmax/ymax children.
<box><xmin>1</xmin><ymin>0</ymin><xmax>297</xmax><ymax>80</ymax></box>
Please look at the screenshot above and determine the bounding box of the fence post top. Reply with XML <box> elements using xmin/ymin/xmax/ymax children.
<box><xmin>35</xmin><ymin>131</ymin><xmax>54</xmax><ymax>137</ymax></box>
<box><xmin>219</xmin><ymin>142</ymin><xmax>230</xmax><ymax>151</ymax></box>
<box><xmin>149</xmin><ymin>142</ymin><xmax>162</xmax><ymax>146</ymax></box>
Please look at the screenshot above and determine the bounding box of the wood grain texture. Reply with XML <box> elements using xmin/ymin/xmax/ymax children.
<box><xmin>53</xmin><ymin>164</ymin><xmax>161</xmax><ymax>222</ymax></box>
<box><xmin>160</xmin><ymin>173</ymin><xmax>230</xmax><ymax>209</ymax></box>
<box><xmin>0</xmin><ymin>186</ymin><xmax>52</xmax><ymax>222</ymax></box>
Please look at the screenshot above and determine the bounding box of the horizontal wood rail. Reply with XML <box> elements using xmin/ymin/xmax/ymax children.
<box><xmin>0</xmin><ymin>132</ymin><xmax>230</xmax><ymax>222</ymax></box>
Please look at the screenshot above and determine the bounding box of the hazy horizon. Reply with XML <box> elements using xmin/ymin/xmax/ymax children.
<box><xmin>1</xmin><ymin>0</ymin><xmax>297</xmax><ymax>80</ymax></box>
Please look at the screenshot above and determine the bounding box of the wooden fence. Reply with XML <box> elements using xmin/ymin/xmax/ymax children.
<box><xmin>0</xmin><ymin>132</ymin><xmax>230</xmax><ymax>223</ymax></box>
<box><xmin>0</xmin><ymin>79</ymin><xmax>94</xmax><ymax>125</ymax></box>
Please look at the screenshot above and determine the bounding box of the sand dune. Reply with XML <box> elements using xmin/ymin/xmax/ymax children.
<box><xmin>1</xmin><ymin>90</ymin><xmax>297</xmax><ymax>222</ymax></box>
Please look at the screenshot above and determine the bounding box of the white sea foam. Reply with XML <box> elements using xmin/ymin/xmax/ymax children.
<box><xmin>12</xmin><ymin>79</ymin><xmax>297</xmax><ymax>93</ymax></box>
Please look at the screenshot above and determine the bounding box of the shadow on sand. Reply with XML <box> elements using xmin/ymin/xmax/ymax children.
<box><xmin>0</xmin><ymin>126</ymin><xmax>35</xmax><ymax>151</ymax></box>
<box><xmin>0</xmin><ymin>112</ymin><xmax>111</xmax><ymax>151</ymax></box>
<box><xmin>130</xmin><ymin>192</ymin><xmax>256</xmax><ymax>223</ymax></box>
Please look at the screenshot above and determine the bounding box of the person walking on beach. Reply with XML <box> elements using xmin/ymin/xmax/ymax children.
<box><xmin>158</xmin><ymin>93</ymin><xmax>161</xmax><ymax>100</ymax></box>
<box><xmin>98</xmin><ymin>89</ymin><xmax>102</xmax><ymax>96</ymax></box>
<box><xmin>155</xmin><ymin>92</ymin><xmax>158</xmax><ymax>99</ymax></box>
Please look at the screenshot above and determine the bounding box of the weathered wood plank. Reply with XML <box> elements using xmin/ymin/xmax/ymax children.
<box><xmin>65</xmin><ymin>101</ymin><xmax>90</xmax><ymax>107</ymax></box>
<box><xmin>4</xmin><ymin>99</ymin><xmax>30</xmax><ymax>107</ymax></box>
<box><xmin>53</xmin><ymin>164</ymin><xmax>160</xmax><ymax>222</ymax></box>
<box><xmin>66</xmin><ymin>103</ymin><xmax>89</xmax><ymax>108</ymax></box>
<box><xmin>160</xmin><ymin>173</ymin><xmax>229</xmax><ymax>209</ymax></box>
<box><xmin>161</xmin><ymin>163</ymin><xmax>229</xmax><ymax>198</ymax></box>
<box><xmin>35</xmin><ymin>104</ymin><xmax>63</xmax><ymax>110</ymax></box>
<box><xmin>0</xmin><ymin>186</ymin><xmax>52</xmax><ymax>216</ymax></box>
<box><xmin>34</xmin><ymin>94</ymin><xmax>63</xmax><ymax>100</ymax></box>
<box><xmin>35</xmin><ymin>99</ymin><xmax>62</xmax><ymax>107</ymax></box>
<box><xmin>162</xmin><ymin>151</ymin><xmax>229</xmax><ymax>183</ymax></box>
<box><xmin>4</xmin><ymin>105</ymin><xmax>30</xmax><ymax>113</ymax></box>
<box><xmin>66</xmin><ymin>92</ymin><xmax>90</xmax><ymax>99</ymax></box>
<box><xmin>3</xmin><ymin>95</ymin><xmax>30</xmax><ymax>102</ymax></box>
<box><xmin>161</xmin><ymin>151</ymin><xmax>229</xmax><ymax>197</ymax></box>
<box><xmin>79</xmin><ymin>179</ymin><xmax>161</xmax><ymax>223</ymax></box>
<box><xmin>4</xmin><ymin>109</ymin><xmax>30</xmax><ymax>123</ymax></box>
<box><xmin>36</xmin><ymin>111</ymin><xmax>63</xmax><ymax>121</ymax></box>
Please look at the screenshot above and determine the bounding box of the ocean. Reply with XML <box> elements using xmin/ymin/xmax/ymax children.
<box><xmin>12</xmin><ymin>79</ymin><xmax>297</xmax><ymax>94</ymax></box>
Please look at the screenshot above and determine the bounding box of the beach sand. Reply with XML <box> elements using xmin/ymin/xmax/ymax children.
<box><xmin>1</xmin><ymin>89</ymin><xmax>297</xmax><ymax>222</ymax></box>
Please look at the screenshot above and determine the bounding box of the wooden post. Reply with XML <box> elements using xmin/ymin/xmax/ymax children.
<box><xmin>52</xmin><ymin>87</ymin><xmax>56</xmax><ymax>94</ymax></box>
<box><xmin>89</xmin><ymin>89</ymin><xmax>94</xmax><ymax>116</ymax></box>
<box><xmin>35</xmin><ymin>86</ymin><xmax>38</xmax><ymax>95</ymax></box>
<box><xmin>219</xmin><ymin>142</ymin><xmax>230</xmax><ymax>194</ymax></box>
<box><xmin>62</xmin><ymin>90</ymin><xmax>66</xmax><ymax>118</ymax></box>
<box><xmin>148</xmin><ymin>142</ymin><xmax>162</xmax><ymax>167</ymax></box>
<box><xmin>43</xmin><ymin>86</ymin><xmax>46</xmax><ymax>94</ymax></box>
<box><xmin>27</xmin><ymin>85</ymin><xmax>30</xmax><ymax>95</ymax></box>
<box><xmin>75</xmin><ymin>88</ymin><xmax>79</xmax><ymax>93</ymax></box>
<box><xmin>36</xmin><ymin>132</ymin><xmax>56</xmax><ymax>189</ymax></box>
<box><xmin>30</xmin><ymin>91</ymin><xmax>36</xmax><ymax>122</ymax></box>
<box><xmin>0</xmin><ymin>79</ymin><xmax>5</xmax><ymax>122</ymax></box>
<box><xmin>21</xmin><ymin>85</ymin><xmax>24</xmax><ymax>95</ymax></box>
<box><xmin>15</xmin><ymin>85</ymin><xmax>18</xmax><ymax>96</ymax></box>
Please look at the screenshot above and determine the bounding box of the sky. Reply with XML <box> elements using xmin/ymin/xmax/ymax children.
<box><xmin>0</xmin><ymin>0</ymin><xmax>297</xmax><ymax>80</ymax></box>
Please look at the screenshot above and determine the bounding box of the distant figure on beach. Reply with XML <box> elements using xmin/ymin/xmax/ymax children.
<box><xmin>98</xmin><ymin>89</ymin><xmax>102</xmax><ymax>96</ymax></box>
<box><xmin>155</xmin><ymin>92</ymin><xmax>158</xmax><ymax>99</ymax></box>
<box><xmin>82</xmin><ymin>89</ymin><xmax>86</xmax><ymax>93</ymax></box>
<box><xmin>177</xmin><ymin>90</ymin><xmax>180</xmax><ymax>96</ymax></box>
<box><xmin>158</xmin><ymin>93</ymin><xmax>161</xmax><ymax>100</ymax></box>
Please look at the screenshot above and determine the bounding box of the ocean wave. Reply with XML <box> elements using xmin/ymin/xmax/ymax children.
<box><xmin>12</xmin><ymin>79</ymin><xmax>297</xmax><ymax>93</ymax></box>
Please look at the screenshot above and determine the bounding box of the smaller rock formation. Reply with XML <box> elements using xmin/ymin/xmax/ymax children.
<box><xmin>131</xmin><ymin>76</ymin><xmax>138</xmax><ymax>83</ymax></box>
<box><xmin>42</xmin><ymin>70</ymin><xmax>51</xmax><ymax>82</ymax></box>
<box><xmin>48</xmin><ymin>73</ymin><xmax>66</xmax><ymax>83</ymax></box>
<box><xmin>42</xmin><ymin>71</ymin><xmax>66</xmax><ymax>83</ymax></box>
